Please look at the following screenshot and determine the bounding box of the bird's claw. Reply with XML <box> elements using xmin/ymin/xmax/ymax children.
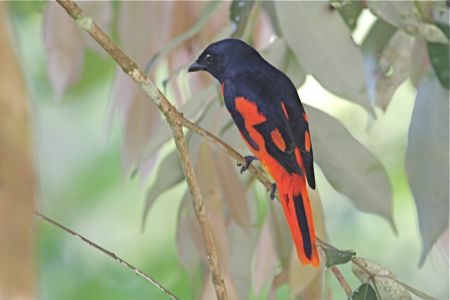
<box><xmin>237</xmin><ymin>155</ymin><xmax>257</xmax><ymax>174</ymax></box>
<box><xmin>269</xmin><ymin>183</ymin><xmax>277</xmax><ymax>201</ymax></box>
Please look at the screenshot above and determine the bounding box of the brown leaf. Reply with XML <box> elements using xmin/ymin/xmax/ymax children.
<box><xmin>268</xmin><ymin>201</ymin><xmax>293</xmax><ymax>269</ymax></box>
<box><xmin>176</xmin><ymin>193</ymin><xmax>202</xmax><ymax>277</ymax></box>
<box><xmin>43</xmin><ymin>2</ymin><xmax>84</xmax><ymax>99</ymax></box>
<box><xmin>214</xmin><ymin>151</ymin><xmax>250</xmax><ymax>228</ymax></box>
<box><xmin>109</xmin><ymin>72</ymin><xmax>161</xmax><ymax>174</ymax></box>
<box><xmin>252</xmin><ymin>217</ymin><xmax>278</xmax><ymax>295</ymax></box>
<box><xmin>374</xmin><ymin>30</ymin><xmax>415</xmax><ymax>110</ymax></box>
<box><xmin>194</xmin><ymin>142</ymin><xmax>230</xmax><ymax>264</ymax></box>
<box><xmin>227</xmin><ymin>221</ymin><xmax>258</xmax><ymax>299</ymax></box>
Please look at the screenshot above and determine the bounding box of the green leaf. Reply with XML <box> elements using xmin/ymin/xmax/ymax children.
<box><xmin>405</xmin><ymin>73</ymin><xmax>449</xmax><ymax>264</ymax></box>
<box><xmin>427</xmin><ymin>23</ymin><xmax>449</xmax><ymax>89</ymax></box>
<box><xmin>306</xmin><ymin>106</ymin><xmax>395</xmax><ymax>228</ymax></box>
<box><xmin>331</xmin><ymin>0</ymin><xmax>364</xmax><ymax>31</ymax></box>
<box><xmin>141</xmin><ymin>150</ymin><xmax>184</xmax><ymax>230</ymax></box>
<box><xmin>230</xmin><ymin>0</ymin><xmax>255</xmax><ymax>38</ymax></box>
<box><xmin>275</xmin><ymin>1</ymin><xmax>373</xmax><ymax>115</ymax></box>
<box><xmin>351</xmin><ymin>283</ymin><xmax>378</xmax><ymax>300</ymax></box>
<box><xmin>368</xmin><ymin>2</ymin><xmax>449</xmax><ymax>44</ymax></box>
<box><xmin>320</xmin><ymin>243</ymin><xmax>355</xmax><ymax>268</ymax></box>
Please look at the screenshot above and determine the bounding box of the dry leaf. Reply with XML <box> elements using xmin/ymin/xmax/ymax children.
<box><xmin>214</xmin><ymin>151</ymin><xmax>250</xmax><ymax>228</ymax></box>
<box><xmin>44</xmin><ymin>2</ymin><xmax>84</xmax><ymax>99</ymax></box>
<box><xmin>252</xmin><ymin>217</ymin><xmax>278</xmax><ymax>295</ymax></box>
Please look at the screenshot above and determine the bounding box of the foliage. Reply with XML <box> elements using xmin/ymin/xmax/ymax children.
<box><xmin>9</xmin><ymin>0</ymin><xmax>449</xmax><ymax>299</ymax></box>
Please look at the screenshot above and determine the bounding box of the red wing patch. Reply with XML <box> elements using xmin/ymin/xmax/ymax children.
<box><xmin>270</xmin><ymin>128</ymin><xmax>287</xmax><ymax>151</ymax></box>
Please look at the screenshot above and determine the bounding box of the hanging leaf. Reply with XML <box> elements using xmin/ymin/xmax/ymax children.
<box><xmin>362</xmin><ymin>19</ymin><xmax>394</xmax><ymax>107</ymax></box>
<box><xmin>368</xmin><ymin>2</ymin><xmax>448</xmax><ymax>44</ymax></box>
<box><xmin>142</xmin><ymin>150</ymin><xmax>184</xmax><ymax>230</ymax></box>
<box><xmin>252</xmin><ymin>217</ymin><xmax>277</xmax><ymax>295</ymax></box>
<box><xmin>427</xmin><ymin>23</ymin><xmax>449</xmax><ymax>89</ymax></box>
<box><xmin>227</xmin><ymin>221</ymin><xmax>258</xmax><ymax>299</ymax></box>
<box><xmin>260</xmin><ymin>1</ymin><xmax>282</xmax><ymax>36</ymax></box>
<box><xmin>275</xmin><ymin>1</ymin><xmax>373</xmax><ymax>115</ymax></box>
<box><xmin>305</xmin><ymin>105</ymin><xmax>394</xmax><ymax>228</ymax></box>
<box><xmin>330</xmin><ymin>0</ymin><xmax>364</xmax><ymax>31</ymax></box>
<box><xmin>145</xmin><ymin>1</ymin><xmax>222</xmax><ymax>72</ymax></box>
<box><xmin>230</xmin><ymin>0</ymin><xmax>255</xmax><ymax>38</ymax></box>
<box><xmin>43</xmin><ymin>2</ymin><xmax>84</xmax><ymax>99</ymax></box>
<box><xmin>268</xmin><ymin>202</ymin><xmax>292</xmax><ymax>269</ymax></box>
<box><xmin>351</xmin><ymin>283</ymin><xmax>378</xmax><ymax>300</ymax></box>
<box><xmin>214</xmin><ymin>151</ymin><xmax>250</xmax><ymax>228</ymax></box>
<box><xmin>176</xmin><ymin>193</ymin><xmax>202</xmax><ymax>278</ymax></box>
<box><xmin>405</xmin><ymin>74</ymin><xmax>449</xmax><ymax>264</ymax></box>
<box><xmin>370</xmin><ymin>30</ymin><xmax>415</xmax><ymax>110</ymax></box>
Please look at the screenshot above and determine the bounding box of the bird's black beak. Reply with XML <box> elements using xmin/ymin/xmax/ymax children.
<box><xmin>188</xmin><ymin>61</ymin><xmax>205</xmax><ymax>72</ymax></box>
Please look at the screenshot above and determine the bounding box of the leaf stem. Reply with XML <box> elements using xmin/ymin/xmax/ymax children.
<box><xmin>330</xmin><ymin>265</ymin><xmax>352</xmax><ymax>297</ymax></box>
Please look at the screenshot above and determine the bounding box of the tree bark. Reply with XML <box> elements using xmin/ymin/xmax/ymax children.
<box><xmin>0</xmin><ymin>3</ymin><xmax>36</xmax><ymax>300</ymax></box>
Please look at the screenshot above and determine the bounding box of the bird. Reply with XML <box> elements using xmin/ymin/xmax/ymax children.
<box><xmin>188</xmin><ymin>38</ymin><xmax>319</xmax><ymax>266</ymax></box>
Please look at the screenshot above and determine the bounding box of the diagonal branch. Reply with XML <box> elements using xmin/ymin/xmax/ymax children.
<box><xmin>55</xmin><ymin>1</ymin><xmax>227</xmax><ymax>299</ymax></box>
<box><xmin>34</xmin><ymin>211</ymin><xmax>179</xmax><ymax>300</ymax></box>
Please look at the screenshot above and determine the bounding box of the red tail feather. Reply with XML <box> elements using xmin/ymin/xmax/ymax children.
<box><xmin>278</xmin><ymin>173</ymin><xmax>319</xmax><ymax>266</ymax></box>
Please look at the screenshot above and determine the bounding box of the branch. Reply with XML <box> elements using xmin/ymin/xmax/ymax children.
<box><xmin>56</xmin><ymin>1</ymin><xmax>228</xmax><ymax>299</ymax></box>
<box><xmin>34</xmin><ymin>211</ymin><xmax>179</xmax><ymax>300</ymax></box>
<box><xmin>330</xmin><ymin>265</ymin><xmax>352</xmax><ymax>297</ymax></box>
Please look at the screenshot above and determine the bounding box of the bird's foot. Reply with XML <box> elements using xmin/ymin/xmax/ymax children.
<box><xmin>269</xmin><ymin>183</ymin><xmax>277</xmax><ymax>201</ymax></box>
<box><xmin>237</xmin><ymin>155</ymin><xmax>257</xmax><ymax>174</ymax></box>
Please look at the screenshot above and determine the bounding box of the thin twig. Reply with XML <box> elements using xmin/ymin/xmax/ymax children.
<box><xmin>330</xmin><ymin>266</ymin><xmax>352</xmax><ymax>297</ymax></box>
<box><xmin>55</xmin><ymin>1</ymin><xmax>228</xmax><ymax>298</ymax></box>
<box><xmin>34</xmin><ymin>211</ymin><xmax>179</xmax><ymax>300</ymax></box>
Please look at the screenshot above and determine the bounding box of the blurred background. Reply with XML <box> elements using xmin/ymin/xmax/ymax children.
<box><xmin>1</xmin><ymin>1</ymin><xmax>448</xmax><ymax>300</ymax></box>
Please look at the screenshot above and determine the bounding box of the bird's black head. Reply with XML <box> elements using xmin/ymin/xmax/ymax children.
<box><xmin>188</xmin><ymin>38</ymin><xmax>261</xmax><ymax>82</ymax></box>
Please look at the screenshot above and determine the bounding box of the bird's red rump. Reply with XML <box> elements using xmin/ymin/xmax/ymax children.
<box><xmin>270</xmin><ymin>129</ymin><xmax>286</xmax><ymax>151</ymax></box>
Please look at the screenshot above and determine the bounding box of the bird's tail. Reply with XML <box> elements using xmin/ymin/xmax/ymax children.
<box><xmin>277</xmin><ymin>173</ymin><xmax>319</xmax><ymax>266</ymax></box>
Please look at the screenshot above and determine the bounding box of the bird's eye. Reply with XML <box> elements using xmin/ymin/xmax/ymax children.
<box><xmin>204</xmin><ymin>53</ymin><xmax>212</xmax><ymax>64</ymax></box>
